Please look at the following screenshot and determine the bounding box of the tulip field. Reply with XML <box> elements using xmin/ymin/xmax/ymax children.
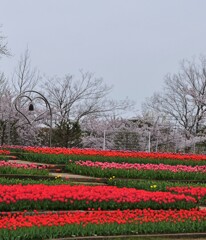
<box><xmin>0</xmin><ymin>146</ymin><xmax>206</xmax><ymax>239</ymax></box>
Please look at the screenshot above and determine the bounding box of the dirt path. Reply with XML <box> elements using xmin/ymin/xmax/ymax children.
<box><xmin>8</xmin><ymin>159</ymin><xmax>106</xmax><ymax>183</ymax></box>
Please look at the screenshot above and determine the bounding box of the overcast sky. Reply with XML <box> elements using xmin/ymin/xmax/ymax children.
<box><xmin>1</xmin><ymin>0</ymin><xmax>206</xmax><ymax>113</ymax></box>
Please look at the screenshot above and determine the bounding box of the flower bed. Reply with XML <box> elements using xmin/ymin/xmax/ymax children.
<box><xmin>1</xmin><ymin>145</ymin><xmax>206</xmax><ymax>238</ymax></box>
<box><xmin>0</xmin><ymin>150</ymin><xmax>10</xmax><ymax>155</ymax></box>
<box><xmin>21</xmin><ymin>146</ymin><xmax>206</xmax><ymax>161</ymax></box>
<box><xmin>0</xmin><ymin>209</ymin><xmax>206</xmax><ymax>239</ymax></box>
<box><xmin>0</xmin><ymin>177</ymin><xmax>71</xmax><ymax>185</ymax></box>
<box><xmin>0</xmin><ymin>184</ymin><xmax>196</xmax><ymax>211</ymax></box>
<box><xmin>107</xmin><ymin>179</ymin><xmax>206</xmax><ymax>192</ymax></box>
<box><xmin>76</xmin><ymin>160</ymin><xmax>206</xmax><ymax>172</ymax></box>
<box><xmin>3</xmin><ymin>145</ymin><xmax>206</xmax><ymax>166</ymax></box>
<box><xmin>19</xmin><ymin>152</ymin><xmax>206</xmax><ymax>166</ymax></box>
<box><xmin>167</xmin><ymin>186</ymin><xmax>206</xmax><ymax>205</ymax></box>
<box><xmin>66</xmin><ymin>161</ymin><xmax>206</xmax><ymax>181</ymax></box>
<box><xmin>0</xmin><ymin>161</ymin><xmax>49</xmax><ymax>175</ymax></box>
<box><xmin>0</xmin><ymin>161</ymin><xmax>47</xmax><ymax>170</ymax></box>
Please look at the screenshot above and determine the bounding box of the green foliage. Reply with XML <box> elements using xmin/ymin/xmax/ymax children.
<box><xmin>52</xmin><ymin>120</ymin><xmax>82</xmax><ymax>148</ymax></box>
<box><xmin>18</xmin><ymin>152</ymin><xmax>206</xmax><ymax>166</ymax></box>
<box><xmin>0</xmin><ymin>221</ymin><xmax>206</xmax><ymax>239</ymax></box>
<box><xmin>0</xmin><ymin>166</ymin><xmax>49</xmax><ymax>175</ymax></box>
<box><xmin>0</xmin><ymin>177</ymin><xmax>71</xmax><ymax>185</ymax></box>
<box><xmin>19</xmin><ymin>153</ymin><xmax>69</xmax><ymax>164</ymax></box>
<box><xmin>107</xmin><ymin>178</ymin><xmax>206</xmax><ymax>191</ymax></box>
<box><xmin>0</xmin><ymin>119</ymin><xmax>20</xmax><ymax>145</ymax></box>
<box><xmin>0</xmin><ymin>198</ymin><xmax>196</xmax><ymax>212</ymax></box>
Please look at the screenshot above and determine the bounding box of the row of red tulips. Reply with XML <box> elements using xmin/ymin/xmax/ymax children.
<box><xmin>0</xmin><ymin>184</ymin><xmax>196</xmax><ymax>211</ymax></box>
<box><xmin>1</xmin><ymin>209</ymin><xmax>206</xmax><ymax>239</ymax></box>
<box><xmin>1</xmin><ymin>208</ymin><xmax>206</xmax><ymax>230</ymax></box>
<box><xmin>168</xmin><ymin>186</ymin><xmax>206</xmax><ymax>203</ymax></box>
<box><xmin>0</xmin><ymin>150</ymin><xmax>10</xmax><ymax>155</ymax></box>
<box><xmin>3</xmin><ymin>145</ymin><xmax>206</xmax><ymax>161</ymax></box>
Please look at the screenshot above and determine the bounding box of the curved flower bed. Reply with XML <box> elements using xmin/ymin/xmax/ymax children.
<box><xmin>0</xmin><ymin>184</ymin><xmax>196</xmax><ymax>211</ymax></box>
<box><xmin>1</xmin><ymin>208</ymin><xmax>206</xmax><ymax>228</ymax></box>
<box><xmin>0</xmin><ymin>150</ymin><xmax>10</xmax><ymax>155</ymax></box>
<box><xmin>3</xmin><ymin>145</ymin><xmax>206</xmax><ymax>162</ymax></box>
<box><xmin>17</xmin><ymin>152</ymin><xmax>206</xmax><ymax>166</ymax></box>
<box><xmin>22</xmin><ymin>146</ymin><xmax>206</xmax><ymax>160</ymax></box>
<box><xmin>1</xmin><ymin>145</ymin><xmax>206</xmax><ymax>238</ymax></box>
<box><xmin>167</xmin><ymin>186</ymin><xmax>206</xmax><ymax>204</ymax></box>
<box><xmin>0</xmin><ymin>161</ymin><xmax>47</xmax><ymax>170</ymax></box>
<box><xmin>75</xmin><ymin>160</ymin><xmax>206</xmax><ymax>173</ymax></box>
<box><xmin>66</xmin><ymin>161</ymin><xmax>206</xmax><ymax>181</ymax></box>
<box><xmin>0</xmin><ymin>177</ymin><xmax>71</xmax><ymax>185</ymax></box>
<box><xmin>0</xmin><ymin>209</ymin><xmax>206</xmax><ymax>239</ymax></box>
<box><xmin>107</xmin><ymin>178</ymin><xmax>206</xmax><ymax>192</ymax></box>
<box><xmin>0</xmin><ymin>161</ymin><xmax>49</xmax><ymax>175</ymax></box>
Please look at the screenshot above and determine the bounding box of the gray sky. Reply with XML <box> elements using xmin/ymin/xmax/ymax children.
<box><xmin>1</xmin><ymin>0</ymin><xmax>206</xmax><ymax>112</ymax></box>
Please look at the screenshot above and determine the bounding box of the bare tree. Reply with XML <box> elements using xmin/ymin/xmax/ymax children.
<box><xmin>7</xmin><ymin>48</ymin><xmax>43</xmax><ymax>145</ymax></box>
<box><xmin>0</xmin><ymin>26</ymin><xmax>10</xmax><ymax>91</ymax></box>
<box><xmin>12</xmin><ymin>48</ymin><xmax>40</xmax><ymax>94</ymax></box>
<box><xmin>44</xmin><ymin>71</ymin><xmax>134</xmax><ymax>123</ymax></box>
<box><xmin>0</xmin><ymin>26</ymin><xmax>10</xmax><ymax>58</ymax></box>
<box><xmin>143</xmin><ymin>56</ymin><xmax>206</xmax><ymax>139</ymax></box>
<box><xmin>43</xmin><ymin>71</ymin><xmax>135</xmax><ymax>147</ymax></box>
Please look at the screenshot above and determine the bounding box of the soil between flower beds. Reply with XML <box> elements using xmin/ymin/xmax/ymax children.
<box><xmin>0</xmin><ymin>173</ymin><xmax>103</xmax><ymax>181</ymax></box>
<box><xmin>47</xmin><ymin>233</ymin><xmax>206</xmax><ymax>240</ymax></box>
